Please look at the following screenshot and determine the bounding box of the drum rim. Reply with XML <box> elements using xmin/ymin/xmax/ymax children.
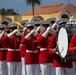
<box><xmin>57</xmin><ymin>26</ymin><xmax>68</xmax><ymax>58</ymax></box>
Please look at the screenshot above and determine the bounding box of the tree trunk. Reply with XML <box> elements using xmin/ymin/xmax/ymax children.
<box><xmin>32</xmin><ymin>2</ymin><xmax>34</xmax><ymax>17</ymax></box>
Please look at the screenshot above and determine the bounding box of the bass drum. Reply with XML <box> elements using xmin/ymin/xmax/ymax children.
<box><xmin>57</xmin><ymin>27</ymin><xmax>68</xmax><ymax>58</ymax></box>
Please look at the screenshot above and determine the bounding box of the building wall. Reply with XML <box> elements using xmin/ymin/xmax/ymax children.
<box><xmin>21</xmin><ymin>12</ymin><xmax>76</xmax><ymax>21</ymax></box>
<box><xmin>0</xmin><ymin>12</ymin><xmax>76</xmax><ymax>28</ymax></box>
<box><xmin>21</xmin><ymin>13</ymin><xmax>59</xmax><ymax>21</ymax></box>
<box><xmin>0</xmin><ymin>12</ymin><xmax>76</xmax><ymax>22</ymax></box>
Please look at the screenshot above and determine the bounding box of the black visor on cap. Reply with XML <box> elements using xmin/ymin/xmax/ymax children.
<box><xmin>0</xmin><ymin>28</ymin><xmax>5</xmax><ymax>30</ymax></box>
<box><xmin>10</xmin><ymin>27</ymin><xmax>17</xmax><ymax>30</ymax></box>
<box><xmin>35</xmin><ymin>24</ymin><xmax>40</xmax><ymax>27</ymax></box>
<box><xmin>22</xmin><ymin>23</ymin><xmax>25</xmax><ymax>25</ymax></box>
<box><xmin>42</xmin><ymin>24</ymin><xmax>50</xmax><ymax>27</ymax></box>
<box><xmin>51</xmin><ymin>21</ymin><xmax>55</xmax><ymax>24</ymax></box>
<box><xmin>27</xmin><ymin>26</ymin><xmax>34</xmax><ymax>30</ymax></box>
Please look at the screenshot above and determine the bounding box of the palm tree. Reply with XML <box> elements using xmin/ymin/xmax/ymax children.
<box><xmin>26</xmin><ymin>0</ymin><xmax>41</xmax><ymax>17</ymax></box>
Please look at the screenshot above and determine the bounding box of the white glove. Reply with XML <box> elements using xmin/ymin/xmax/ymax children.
<box><xmin>16</xmin><ymin>31</ymin><xmax>22</xmax><ymax>36</ymax></box>
<box><xmin>25</xmin><ymin>29</ymin><xmax>35</xmax><ymax>39</ymax></box>
<box><xmin>51</xmin><ymin>23</ymin><xmax>57</xmax><ymax>29</ymax></box>
<box><xmin>36</xmin><ymin>26</ymin><xmax>41</xmax><ymax>32</ymax></box>
<box><xmin>23</xmin><ymin>27</ymin><xmax>27</xmax><ymax>32</ymax></box>
<box><xmin>7</xmin><ymin>29</ymin><xmax>19</xmax><ymax>38</ymax></box>
<box><xmin>49</xmin><ymin>28</ymin><xmax>56</xmax><ymax>34</ymax></box>
<box><xmin>69</xmin><ymin>16</ymin><xmax>74</xmax><ymax>21</ymax></box>
<box><xmin>13</xmin><ymin>29</ymin><xmax>19</xmax><ymax>33</ymax></box>
<box><xmin>22</xmin><ymin>27</ymin><xmax>27</xmax><ymax>35</ymax></box>
<box><xmin>35</xmin><ymin>26</ymin><xmax>41</xmax><ymax>34</ymax></box>
<box><xmin>42</xmin><ymin>26</ymin><xmax>51</xmax><ymax>38</ymax></box>
<box><xmin>0</xmin><ymin>31</ymin><xmax>4</xmax><ymax>39</ymax></box>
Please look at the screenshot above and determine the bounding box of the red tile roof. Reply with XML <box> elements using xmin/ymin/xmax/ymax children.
<box><xmin>22</xmin><ymin>3</ymin><xmax>76</xmax><ymax>15</ymax></box>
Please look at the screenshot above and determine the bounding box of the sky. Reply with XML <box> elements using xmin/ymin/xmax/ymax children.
<box><xmin>0</xmin><ymin>0</ymin><xmax>76</xmax><ymax>15</ymax></box>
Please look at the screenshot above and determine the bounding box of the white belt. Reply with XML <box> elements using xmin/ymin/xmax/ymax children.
<box><xmin>0</xmin><ymin>48</ymin><xmax>8</xmax><ymax>50</ymax></box>
<box><xmin>8</xmin><ymin>48</ymin><xmax>20</xmax><ymax>51</ymax></box>
<box><xmin>20</xmin><ymin>44</ymin><xmax>25</xmax><ymax>46</ymax></box>
<box><xmin>26</xmin><ymin>50</ymin><xmax>38</xmax><ymax>53</ymax></box>
<box><xmin>40</xmin><ymin>48</ymin><xmax>46</xmax><ymax>51</ymax></box>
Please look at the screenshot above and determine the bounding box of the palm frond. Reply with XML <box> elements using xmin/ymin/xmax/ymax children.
<box><xmin>25</xmin><ymin>0</ymin><xmax>42</xmax><ymax>16</ymax></box>
<box><xmin>26</xmin><ymin>0</ymin><xmax>41</xmax><ymax>5</ymax></box>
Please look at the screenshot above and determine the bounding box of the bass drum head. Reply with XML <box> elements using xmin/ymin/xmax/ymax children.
<box><xmin>57</xmin><ymin>27</ymin><xmax>68</xmax><ymax>58</ymax></box>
